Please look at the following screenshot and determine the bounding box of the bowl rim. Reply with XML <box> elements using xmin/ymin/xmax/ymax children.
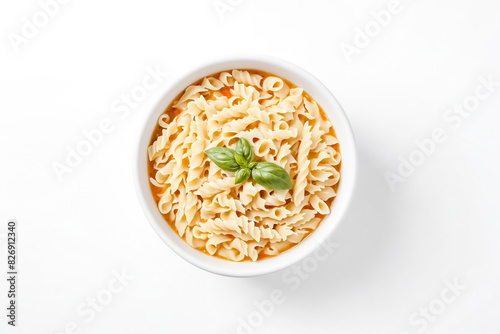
<box><xmin>133</xmin><ymin>54</ymin><xmax>358</xmax><ymax>277</ymax></box>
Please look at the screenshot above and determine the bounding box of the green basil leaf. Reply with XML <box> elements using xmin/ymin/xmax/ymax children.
<box><xmin>251</xmin><ymin>162</ymin><xmax>293</xmax><ymax>190</ymax></box>
<box><xmin>248</xmin><ymin>161</ymin><xmax>258</xmax><ymax>169</ymax></box>
<box><xmin>235</xmin><ymin>168</ymin><xmax>251</xmax><ymax>184</ymax></box>
<box><xmin>205</xmin><ymin>147</ymin><xmax>240</xmax><ymax>172</ymax></box>
<box><xmin>234</xmin><ymin>152</ymin><xmax>248</xmax><ymax>168</ymax></box>
<box><xmin>234</xmin><ymin>138</ymin><xmax>254</xmax><ymax>163</ymax></box>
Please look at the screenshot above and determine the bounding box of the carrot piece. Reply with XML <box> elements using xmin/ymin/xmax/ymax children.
<box><xmin>220</xmin><ymin>86</ymin><xmax>232</xmax><ymax>98</ymax></box>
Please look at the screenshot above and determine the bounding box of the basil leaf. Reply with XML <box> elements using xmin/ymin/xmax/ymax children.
<box><xmin>234</xmin><ymin>152</ymin><xmax>248</xmax><ymax>168</ymax></box>
<box><xmin>206</xmin><ymin>140</ymin><xmax>293</xmax><ymax>190</ymax></box>
<box><xmin>235</xmin><ymin>168</ymin><xmax>251</xmax><ymax>184</ymax></box>
<box><xmin>234</xmin><ymin>138</ymin><xmax>254</xmax><ymax>163</ymax></box>
<box><xmin>205</xmin><ymin>147</ymin><xmax>240</xmax><ymax>172</ymax></box>
<box><xmin>252</xmin><ymin>162</ymin><xmax>293</xmax><ymax>190</ymax></box>
<box><xmin>248</xmin><ymin>161</ymin><xmax>258</xmax><ymax>169</ymax></box>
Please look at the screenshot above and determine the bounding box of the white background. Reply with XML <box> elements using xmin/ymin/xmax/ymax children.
<box><xmin>1</xmin><ymin>0</ymin><xmax>499</xmax><ymax>333</ymax></box>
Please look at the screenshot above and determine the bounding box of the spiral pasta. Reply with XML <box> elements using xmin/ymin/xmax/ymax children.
<box><xmin>147</xmin><ymin>70</ymin><xmax>341</xmax><ymax>261</ymax></box>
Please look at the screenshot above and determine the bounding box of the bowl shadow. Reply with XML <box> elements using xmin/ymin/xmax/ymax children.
<box><xmin>249</xmin><ymin>136</ymin><xmax>399</xmax><ymax>297</ymax></box>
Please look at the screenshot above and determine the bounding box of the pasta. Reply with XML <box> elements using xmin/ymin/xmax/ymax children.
<box><xmin>147</xmin><ymin>69</ymin><xmax>341</xmax><ymax>261</ymax></box>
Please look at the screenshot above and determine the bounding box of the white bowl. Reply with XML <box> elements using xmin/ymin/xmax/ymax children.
<box><xmin>133</xmin><ymin>55</ymin><xmax>357</xmax><ymax>277</ymax></box>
